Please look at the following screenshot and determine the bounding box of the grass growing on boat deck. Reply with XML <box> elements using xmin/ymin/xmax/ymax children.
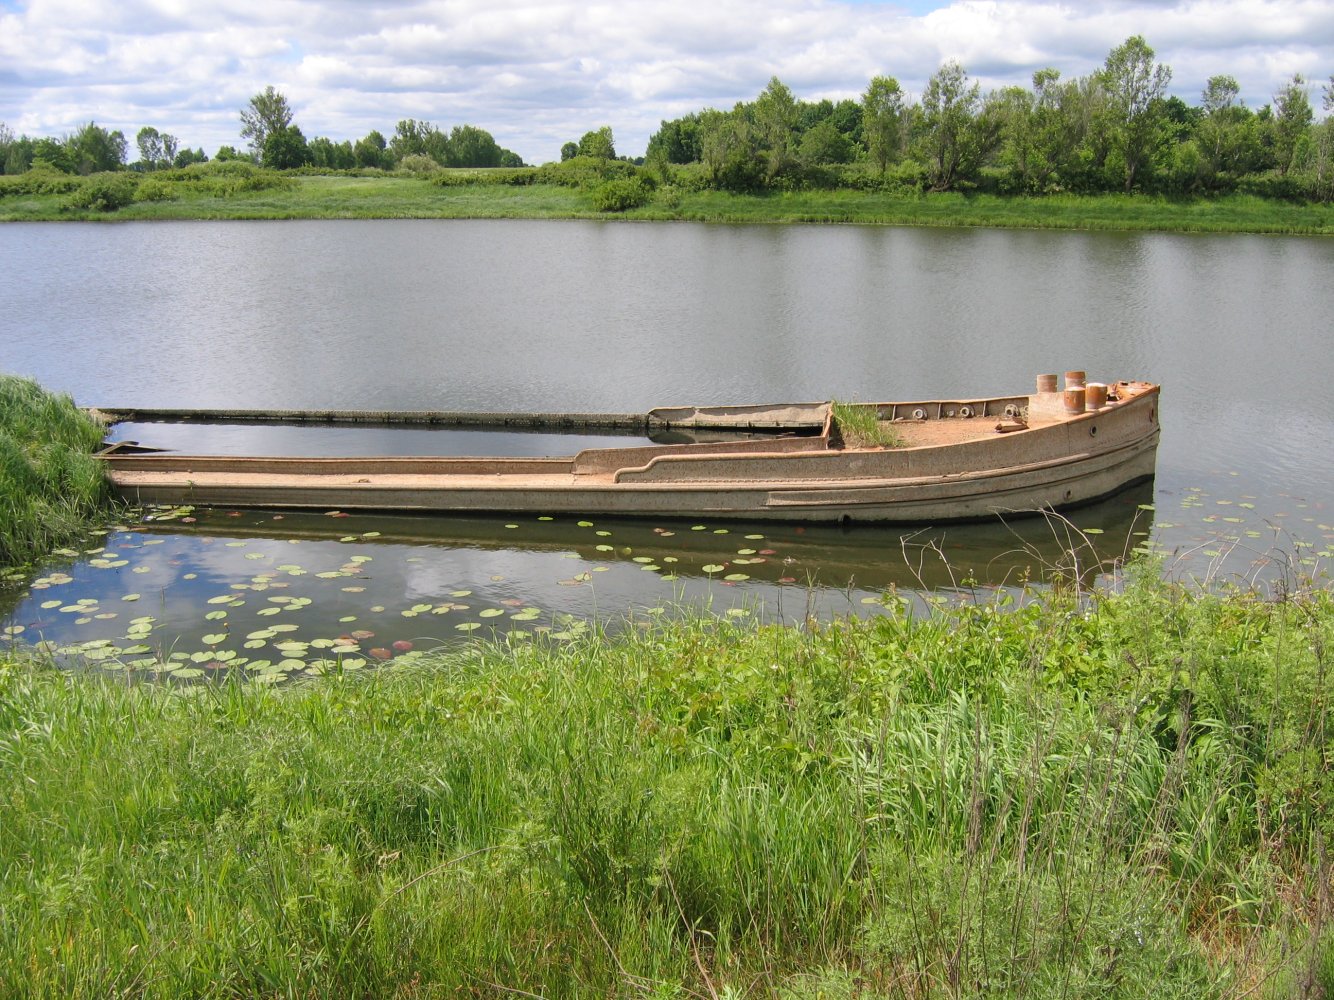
<box><xmin>831</xmin><ymin>400</ymin><xmax>905</xmax><ymax>448</ymax></box>
<box><xmin>0</xmin><ymin>375</ymin><xmax>109</xmax><ymax>566</ymax></box>
<box><xmin>1</xmin><ymin>574</ymin><xmax>1331</xmax><ymax>998</ymax></box>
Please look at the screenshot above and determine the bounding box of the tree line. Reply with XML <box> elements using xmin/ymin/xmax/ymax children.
<box><xmin>0</xmin><ymin>85</ymin><xmax>524</xmax><ymax>176</ymax></box>
<box><xmin>2</xmin><ymin>37</ymin><xmax>1332</xmax><ymax>201</ymax></box>
<box><xmin>646</xmin><ymin>37</ymin><xmax>1334</xmax><ymax>199</ymax></box>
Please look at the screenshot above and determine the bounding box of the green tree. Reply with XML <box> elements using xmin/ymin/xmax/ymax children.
<box><xmin>560</xmin><ymin>141</ymin><xmax>579</xmax><ymax>161</ymax></box>
<box><xmin>261</xmin><ymin>125</ymin><xmax>311</xmax><ymax>169</ymax></box>
<box><xmin>577</xmin><ymin>126</ymin><xmax>615</xmax><ymax>159</ymax></box>
<box><xmin>389</xmin><ymin>119</ymin><xmax>438</xmax><ymax>162</ymax></box>
<box><xmin>66</xmin><ymin>122</ymin><xmax>127</xmax><ymax>174</ymax></box>
<box><xmin>214</xmin><ymin>145</ymin><xmax>247</xmax><ymax>162</ymax></box>
<box><xmin>752</xmin><ymin>77</ymin><xmax>798</xmax><ymax>183</ymax></box>
<box><xmin>698</xmin><ymin>107</ymin><xmax>762</xmax><ymax>191</ymax></box>
<box><xmin>240</xmin><ymin>85</ymin><xmax>295</xmax><ymax>156</ymax></box>
<box><xmin>798</xmin><ymin>119</ymin><xmax>852</xmax><ymax>166</ymax></box>
<box><xmin>135</xmin><ymin>126</ymin><xmax>179</xmax><ymax>171</ymax></box>
<box><xmin>446</xmin><ymin>125</ymin><xmax>502</xmax><ymax>167</ymax></box>
<box><xmin>1316</xmin><ymin>77</ymin><xmax>1334</xmax><ymax>200</ymax></box>
<box><xmin>1202</xmin><ymin>74</ymin><xmax>1240</xmax><ymax>116</ymax></box>
<box><xmin>308</xmin><ymin>136</ymin><xmax>355</xmax><ymax>170</ymax></box>
<box><xmin>353</xmin><ymin>130</ymin><xmax>390</xmax><ymax>169</ymax></box>
<box><xmin>136</xmin><ymin>126</ymin><xmax>162</xmax><ymax>169</ymax></box>
<box><xmin>1195</xmin><ymin>75</ymin><xmax>1262</xmax><ymax>184</ymax></box>
<box><xmin>1270</xmin><ymin>74</ymin><xmax>1313</xmax><ymax>175</ymax></box>
<box><xmin>1097</xmin><ymin>35</ymin><xmax>1173</xmax><ymax>192</ymax></box>
<box><xmin>174</xmin><ymin>147</ymin><xmax>208</xmax><ymax>168</ymax></box>
<box><xmin>862</xmin><ymin>75</ymin><xmax>906</xmax><ymax>174</ymax></box>
<box><xmin>646</xmin><ymin>114</ymin><xmax>702</xmax><ymax>164</ymax></box>
<box><xmin>2</xmin><ymin>127</ymin><xmax>34</xmax><ymax>174</ymax></box>
<box><xmin>915</xmin><ymin>62</ymin><xmax>1000</xmax><ymax>191</ymax></box>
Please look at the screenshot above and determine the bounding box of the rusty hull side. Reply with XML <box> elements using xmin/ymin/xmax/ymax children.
<box><xmin>102</xmin><ymin>386</ymin><xmax>1159</xmax><ymax>524</ymax></box>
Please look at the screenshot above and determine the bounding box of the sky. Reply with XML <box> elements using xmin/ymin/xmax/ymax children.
<box><xmin>1</xmin><ymin>0</ymin><xmax>1331</xmax><ymax>165</ymax></box>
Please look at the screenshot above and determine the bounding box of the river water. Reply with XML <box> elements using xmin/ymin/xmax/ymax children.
<box><xmin>1</xmin><ymin>219</ymin><xmax>1331</xmax><ymax>676</ymax></box>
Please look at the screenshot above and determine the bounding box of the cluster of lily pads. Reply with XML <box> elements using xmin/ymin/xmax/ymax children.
<box><xmin>2</xmin><ymin>506</ymin><xmax>803</xmax><ymax>684</ymax></box>
<box><xmin>7</xmin><ymin>486</ymin><xmax>1326</xmax><ymax>685</ymax></box>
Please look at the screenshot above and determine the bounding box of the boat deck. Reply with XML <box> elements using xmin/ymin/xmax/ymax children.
<box><xmin>96</xmin><ymin>383</ymin><xmax>1160</xmax><ymax>523</ymax></box>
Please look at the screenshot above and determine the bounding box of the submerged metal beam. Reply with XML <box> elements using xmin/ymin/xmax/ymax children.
<box><xmin>90</xmin><ymin>407</ymin><xmax>653</xmax><ymax>430</ymax></box>
<box><xmin>88</xmin><ymin>402</ymin><xmax>834</xmax><ymax>433</ymax></box>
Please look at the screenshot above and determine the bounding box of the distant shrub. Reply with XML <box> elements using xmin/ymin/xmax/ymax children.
<box><xmin>534</xmin><ymin>155</ymin><xmax>640</xmax><ymax>189</ymax></box>
<box><xmin>653</xmin><ymin>185</ymin><xmax>683</xmax><ymax>210</ymax></box>
<box><xmin>1237</xmin><ymin>170</ymin><xmax>1319</xmax><ymax>203</ymax></box>
<box><xmin>839</xmin><ymin>159</ymin><xmax>928</xmax><ymax>194</ymax></box>
<box><xmin>431</xmin><ymin>168</ymin><xmax>536</xmax><ymax>187</ymax></box>
<box><xmin>66</xmin><ymin>172</ymin><xmax>139</xmax><ymax>212</ymax></box>
<box><xmin>0</xmin><ymin>164</ymin><xmax>81</xmax><ymax>197</ymax></box>
<box><xmin>396</xmin><ymin>154</ymin><xmax>441</xmax><ymax>176</ymax></box>
<box><xmin>133</xmin><ymin>177</ymin><xmax>177</xmax><ymax>202</ymax></box>
<box><xmin>162</xmin><ymin>161</ymin><xmax>292</xmax><ymax>197</ymax></box>
<box><xmin>591</xmin><ymin>176</ymin><xmax>654</xmax><ymax>212</ymax></box>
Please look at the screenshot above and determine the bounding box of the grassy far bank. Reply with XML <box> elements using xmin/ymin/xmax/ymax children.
<box><xmin>2</xmin><ymin>168</ymin><xmax>1333</xmax><ymax>234</ymax></box>
<box><xmin>1</xmin><ymin>574</ymin><xmax>1332</xmax><ymax>999</ymax></box>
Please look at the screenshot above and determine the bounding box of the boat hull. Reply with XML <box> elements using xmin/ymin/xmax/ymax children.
<box><xmin>101</xmin><ymin>385</ymin><xmax>1160</xmax><ymax>524</ymax></box>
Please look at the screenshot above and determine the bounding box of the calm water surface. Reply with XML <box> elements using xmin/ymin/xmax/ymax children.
<box><xmin>2</xmin><ymin>220</ymin><xmax>1330</xmax><ymax>674</ymax></box>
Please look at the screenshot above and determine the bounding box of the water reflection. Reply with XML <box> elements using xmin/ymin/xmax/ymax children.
<box><xmin>1</xmin><ymin>484</ymin><xmax>1154</xmax><ymax>680</ymax></box>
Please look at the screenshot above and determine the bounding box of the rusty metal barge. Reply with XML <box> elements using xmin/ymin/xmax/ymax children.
<box><xmin>95</xmin><ymin>376</ymin><xmax>1159</xmax><ymax>524</ymax></box>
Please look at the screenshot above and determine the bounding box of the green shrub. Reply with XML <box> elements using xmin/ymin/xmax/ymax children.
<box><xmin>396</xmin><ymin>153</ymin><xmax>440</xmax><ymax>176</ymax></box>
<box><xmin>430</xmin><ymin>167</ymin><xmax>536</xmax><ymax>187</ymax></box>
<box><xmin>157</xmin><ymin>160</ymin><xmax>291</xmax><ymax>197</ymax></box>
<box><xmin>590</xmin><ymin>176</ymin><xmax>654</xmax><ymax>212</ymax></box>
<box><xmin>533</xmin><ymin>155</ymin><xmax>640</xmax><ymax>189</ymax></box>
<box><xmin>0</xmin><ymin>164</ymin><xmax>81</xmax><ymax>198</ymax></box>
<box><xmin>1237</xmin><ymin>170</ymin><xmax>1320</xmax><ymax>202</ymax></box>
<box><xmin>132</xmin><ymin>177</ymin><xmax>177</xmax><ymax>202</ymax></box>
<box><xmin>66</xmin><ymin>172</ymin><xmax>139</xmax><ymax>212</ymax></box>
<box><xmin>653</xmin><ymin>185</ymin><xmax>683</xmax><ymax>210</ymax></box>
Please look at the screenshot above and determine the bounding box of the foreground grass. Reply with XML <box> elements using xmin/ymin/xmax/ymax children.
<box><xmin>3</xmin><ymin>172</ymin><xmax>1332</xmax><ymax>234</ymax></box>
<box><xmin>0</xmin><ymin>375</ymin><xmax>108</xmax><ymax>567</ymax></box>
<box><xmin>2</xmin><ymin>575</ymin><xmax>1331</xmax><ymax>998</ymax></box>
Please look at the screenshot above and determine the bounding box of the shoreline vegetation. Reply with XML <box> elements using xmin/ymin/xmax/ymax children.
<box><xmin>1</xmin><ymin>574</ymin><xmax>1332</xmax><ymax>997</ymax></box>
<box><xmin>2</xmin><ymin>163</ymin><xmax>1332</xmax><ymax>233</ymax></box>
<box><xmin>0</xmin><ymin>375</ymin><xmax>109</xmax><ymax>568</ymax></box>
<box><xmin>4</xmin><ymin>36</ymin><xmax>1333</xmax><ymax>234</ymax></box>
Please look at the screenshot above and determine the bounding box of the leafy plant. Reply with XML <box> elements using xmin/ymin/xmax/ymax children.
<box><xmin>591</xmin><ymin>176</ymin><xmax>653</xmax><ymax>212</ymax></box>
<box><xmin>65</xmin><ymin>172</ymin><xmax>138</xmax><ymax>212</ymax></box>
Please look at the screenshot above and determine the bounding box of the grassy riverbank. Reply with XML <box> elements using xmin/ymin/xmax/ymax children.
<box><xmin>3</xmin><ymin>168</ymin><xmax>1332</xmax><ymax>234</ymax></box>
<box><xmin>2</xmin><ymin>575</ymin><xmax>1331</xmax><ymax>998</ymax></box>
<box><xmin>0</xmin><ymin>375</ymin><xmax>109</xmax><ymax>567</ymax></box>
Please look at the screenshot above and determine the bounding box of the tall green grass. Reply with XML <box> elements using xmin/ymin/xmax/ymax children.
<box><xmin>0</xmin><ymin>375</ymin><xmax>109</xmax><ymax>567</ymax></box>
<box><xmin>1</xmin><ymin>576</ymin><xmax>1329</xmax><ymax>997</ymax></box>
<box><xmin>831</xmin><ymin>400</ymin><xmax>905</xmax><ymax>448</ymax></box>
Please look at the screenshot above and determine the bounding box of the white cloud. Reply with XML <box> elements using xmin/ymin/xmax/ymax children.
<box><xmin>1</xmin><ymin>0</ymin><xmax>1330</xmax><ymax>163</ymax></box>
